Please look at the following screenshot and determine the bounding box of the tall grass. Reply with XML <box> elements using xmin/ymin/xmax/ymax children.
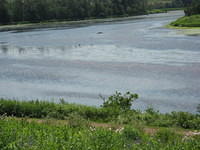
<box><xmin>0</xmin><ymin>118</ymin><xmax>199</xmax><ymax>150</ymax></box>
<box><xmin>0</xmin><ymin>98</ymin><xmax>200</xmax><ymax>130</ymax></box>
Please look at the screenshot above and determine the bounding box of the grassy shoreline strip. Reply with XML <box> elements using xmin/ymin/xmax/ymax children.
<box><xmin>170</xmin><ymin>15</ymin><xmax>200</xmax><ymax>28</ymax></box>
<box><xmin>0</xmin><ymin>98</ymin><xmax>199</xmax><ymax>130</ymax></box>
<box><xmin>0</xmin><ymin>97</ymin><xmax>199</xmax><ymax>149</ymax></box>
<box><xmin>0</xmin><ymin>117</ymin><xmax>199</xmax><ymax>150</ymax></box>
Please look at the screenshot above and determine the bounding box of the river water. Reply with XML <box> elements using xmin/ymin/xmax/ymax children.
<box><xmin>0</xmin><ymin>11</ymin><xmax>200</xmax><ymax>113</ymax></box>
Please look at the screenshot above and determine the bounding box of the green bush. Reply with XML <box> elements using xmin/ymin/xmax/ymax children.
<box><xmin>0</xmin><ymin>98</ymin><xmax>200</xmax><ymax>130</ymax></box>
<box><xmin>122</xmin><ymin>126</ymin><xmax>143</xmax><ymax>142</ymax></box>
<box><xmin>0</xmin><ymin>118</ymin><xmax>199</xmax><ymax>150</ymax></box>
<box><xmin>67</xmin><ymin>113</ymin><xmax>89</xmax><ymax>128</ymax></box>
<box><xmin>155</xmin><ymin>128</ymin><xmax>180</xmax><ymax>143</ymax></box>
<box><xmin>170</xmin><ymin>15</ymin><xmax>200</xmax><ymax>27</ymax></box>
<box><xmin>102</xmin><ymin>91</ymin><xmax>138</xmax><ymax>112</ymax></box>
<box><xmin>170</xmin><ymin>112</ymin><xmax>200</xmax><ymax>129</ymax></box>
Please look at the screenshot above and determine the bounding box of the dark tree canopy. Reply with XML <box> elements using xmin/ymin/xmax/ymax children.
<box><xmin>0</xmin><ymin>0</ymin><xmax>148</xmax><ymax>24</ymax></box>
<box><xmin>0</xmin><ymin>0</ymin><xmax>10</xmax><ymax>24</ymax></box>
<box><xmin>184</xmin><ymin>0</ymin><xmax>200</xmax><ymax>16</ymax></box>
<box><xmin>1</xmin><ymin>0</ymin><xmax>199</xmax><ymax>24</ymax></box>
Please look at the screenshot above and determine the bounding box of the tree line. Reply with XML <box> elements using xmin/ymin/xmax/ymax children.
<box><xmin>148</xmin><ymin>0</ymin><xmax>184</xmax><ymax>9</ymax></box>
<box><xmin>0</xmin><ymin>0</ymin><xmax>199</xmax><ymax>25</ymax></box>
<box><xmin>184</xmin><ymin>0</ymin><xmax>200</xmax><ymax>15</ymax></box>
<box><xmin>0</xmin><ymin>0</ymin><xmax>148</xmax><ymax>24</ymax></box>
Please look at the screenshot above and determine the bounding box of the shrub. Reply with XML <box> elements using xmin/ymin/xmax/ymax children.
<box><xmin>122</xmin><ymin>126</ymin><xmax>143</xmax><ymax>141</ymax></box>
<box><xmin>67</xmin><ymin>113</ymin><xmax>89</xmax><ymax>128</ymax></box>
<box><xmin>102</xmin><ymin>91</ymin><xmax>138</xmax><ymax>112</ymax></box>
<box><xmin>170</xmin><ymin>112</ymin><xmax>200</xmax><ymax>129</ymax></box>
<box><xmin>155</xmin><ymin>128</ymin><xmax>180</xmax><ymax>143</ymax></box>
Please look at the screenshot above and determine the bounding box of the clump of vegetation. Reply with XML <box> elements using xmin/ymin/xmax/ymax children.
<box><xmin>170</xmin><ymin>15</ymin><xmax>200</xmax><ymax>27</ymax></box>
<box><xmin>122</xmin><ymin>125</ymin><xmax>143</xmax><ymax>141</ymax></box>
<box><xmin>0</xmin><ymin>0</ymin><xmax>186</xmax><ymax>25</ymax></box>
<box><xmin>0</xmin><ymin>92</ymin><xmax>200</xmax><ymax>130</ymax></box>
<box><xmin>101</xmin><ymin>91</ymin><xmax>138</xmax><ymax>112</ymax></box>
<box><xmin>0</xmin><ymin>117</ymin><xmax>199</xmax><ymax>150</ymax></box>
<box><xmin>0</xmin><ymin>92</ymin><xmax>200</xmax><ymax>149</ymax></box>
<box><xmin>184</xmin><ymin>0</ymin><xmax>200</xmax><ymax>16</ymax></box>
<box><xmin>155</xmin><ymin>128</ymin><xmax>180</xmax><ymax>143</ymax></box>
<box><xmin>0</xmin><ymin>0</ymin><xmax>148</xmax><ymax>25</ymax></box>
<box><xmin>169</xmin><ymin>0</ymin><xmax>200</xmax><ymax>27</ymax></box>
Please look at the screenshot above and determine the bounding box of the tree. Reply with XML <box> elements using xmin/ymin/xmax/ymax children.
<box><xmin>102</xmin><ymin>91</ymin><xmax>139</xmax><ymax>112</ymax></box>
<box><xmin>1</xmin><ymin>0</ymin><xmax>148</xmax><ymax>24</ymax></box>
<box><xmin>185</xmin><ymin>0</ymin><xmax>200</xmax><ymax>16</ymax></box>
<box><xmin>0</xmin><ymin>0</ymin><xmax>9</xmax><ymax>24</ymax></box>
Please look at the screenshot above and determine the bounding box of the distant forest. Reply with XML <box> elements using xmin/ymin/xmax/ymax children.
<box><xmin>0</xmin><ymin>0</ymin><xmax>196</xmax><ymax>24</ymax></box>
<box><xmin>184</xmin><ymin>0</ymin><xmax>200</xmax><ymax>15</ymax></box>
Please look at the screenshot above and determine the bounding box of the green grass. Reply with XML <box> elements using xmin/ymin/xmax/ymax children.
<box><xmin>170</xmin><ymin>15</ymin><xmax>200</xmax><ymax>27</ymax></box>
<box><xmin>148</xmin><ymin>8</ymin><xmax>183</xmax><ymax>14</ymax></box>
<box><xmin>0</xmin><ymin>98</ymin><xmax>200</xmax><ymax>130</ymax></box>
<box><xmin>0</xmin><ymin>98</ymin><xmax>200</xmax><ymax>149</ymax></box>
<box><xmin>0</xmin><ymin>118</ymin><xmax>199</xmax><ymax>150</ymax></box>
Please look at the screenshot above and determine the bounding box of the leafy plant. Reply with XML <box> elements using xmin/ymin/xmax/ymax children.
<box><xmin>197</xmin><ymin>104</ymin><xmax>200</xmax><ymax>113</ymax></box>
<box><xmin>101</xmin><ymin>91</ymin><xmax>138</xmax><ymax>112</ymax></box>
<box><xmin>155</xmin><ymin>128</ymin><xmax>180</xmax><ymax>143</ymax></box>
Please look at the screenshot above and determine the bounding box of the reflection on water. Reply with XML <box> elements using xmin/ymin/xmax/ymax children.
<box><xmin>0</xmin><ymin>11</ymin><xmax>200</xmax><ymax>113</ymax></box>
<box><xmin>1</xmin><ymin>45</ymin><xmax>8</xmax><ymax>54</ymax></box>
<box><xmin>1</xmin><ymin>44</ymin><xmax>200</xmax><ymax>65</ymax></box>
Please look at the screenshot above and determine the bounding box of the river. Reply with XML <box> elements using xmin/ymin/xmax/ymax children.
<box><xmin>0</xmin><ymin>11</ymin><xmax>200</xmax><ymax>113</ymax></box>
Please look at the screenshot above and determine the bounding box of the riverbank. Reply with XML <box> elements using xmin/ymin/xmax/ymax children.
<box><xmin>0</xmin><ymin>10</ymin><xmax>182</xmax><ymax>32</ymax></box>
<box><xmin>170</xmin><ymin>15</ymin><xmax>200</xmax><ymax>27</ymax></box>
<box><xmin>0</xmin><ymin>15</ymin><xmax>148</xmax><ymax>32</ymax></box>
<box><xmin>0</xmin><ymin>98</ymin><xmax>199</xmax><ymax>149</ymax></box>
<box><xmin>167</xmin><ymin>15</ymin><xmax>200</xmax><ymax>36</ymax></box>
<box><xmin>0</xmin><ymin>98</ymin><xmax>199</xmax><ymax>130</ymax></box>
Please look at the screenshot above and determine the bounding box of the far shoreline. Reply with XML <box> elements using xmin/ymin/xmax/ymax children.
<box><xmin>0</xmin><ymin>10</ymin><xmax>183</xmax><ymax>32</ymax></box>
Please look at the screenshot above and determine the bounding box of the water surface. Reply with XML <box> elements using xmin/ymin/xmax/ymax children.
<box><xmin>0</xmin><ymin>11</ymin><xmax>200</xmax><ymax>113</ymax></box>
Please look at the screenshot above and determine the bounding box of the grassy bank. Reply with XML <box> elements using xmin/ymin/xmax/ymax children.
<box><xmin>0</xmin><ymin>98</ymin><xmax>200</xmax><ymax>130</ymax></box>
<box><xmin>0</xmin><ymin>95</ymin><xmax>200</xmax><ymax>149</ymax></box>
<box><xmin>170</xmin><ymin>15</ymin><xmax>200</xmax><ymax>27</ymax></box>
<box><xmin>0</xmin><ymin>117</ymin><xmax>200</xmax><ymax>150</ymax></box>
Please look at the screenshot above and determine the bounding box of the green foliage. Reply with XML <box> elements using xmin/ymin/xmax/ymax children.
<box><xmin>155</xmin><ymin>128</ymin><xmax>180</xmax><ymax>143</ymax></box>
<box><xmin>148</xmin><ymin>0</ymin><xmax>184</xmax><ymax>9</ymax></box>
<box><xmin>0</xmin><ymin>98</ymin><xmax>118</xmax><ymax>122</ymax></box>
<box><xmin>0</xmin><ymin>0</ymin><xmax>10</xmax><ymax>24</ymax></box>
<box><xmin>184</xmin><ymin>0</ymin><xmax>200</xmax><ymax>16</ymax></box>
<box><xmin>170</xmin><ymin>111</ymin><xmax>200</xmax><ymax>129</ymax></box>
<box><xmin>0</xmin><ymin>0</ymin><xmax>148</xmax><ymax>24</ymax></box>
<box><xmin>67</xmin><ymin>113</ymin><xmax>89</xmax><ymax>128</ymax></box>
<box><xmin>170</xmin><ymin>15</ymin><xmax>200</xmax><ymax>27</ymax></box>
<box><xmin>122</xmin><ymin>126</ymin><xmax>143</xmax><ymax>141</ymax></box>
<box><xmin>102</xmin><ymin>91</ymin><xmax>138</xmax><ymax>112</ymax></box>
<box><xmin>0</xmin><ymin>98</ymin><xmax>200</xmax><ymax>130</ymax></box>
<box><xmin>0</xmin><ymin>118</ymin><xmax>199</xmax><ymax>150</ymax></box>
